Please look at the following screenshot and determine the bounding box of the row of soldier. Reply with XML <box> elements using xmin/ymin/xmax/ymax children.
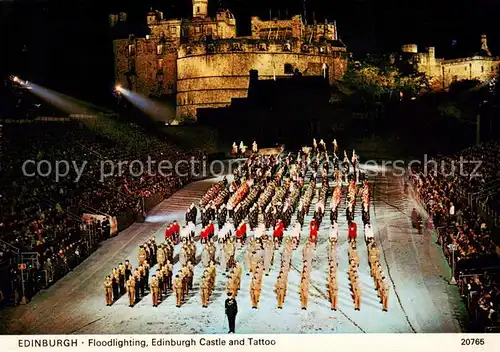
<box><xmin>366</xmin><ymin>237</ymin><xmax>389</xmax><ymax>311</ymax></box>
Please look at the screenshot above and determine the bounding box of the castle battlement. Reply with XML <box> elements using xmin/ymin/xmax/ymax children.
<box><xmin>177</xmin><ymin>38</ymin><xmax>346</xmax><ymax>59</ymax></box>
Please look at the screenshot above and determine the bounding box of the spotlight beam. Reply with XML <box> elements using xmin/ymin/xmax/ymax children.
<box><xmin>116</xmin><ymin>86</ymin><xmax>175</xmax><ymax>122</ymax></box>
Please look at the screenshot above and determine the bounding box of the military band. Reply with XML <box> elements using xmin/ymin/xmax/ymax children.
<box><xmin>101</xmin><ymin>139</ymin><xmax>393</xmax><ymax>315</ymax></box>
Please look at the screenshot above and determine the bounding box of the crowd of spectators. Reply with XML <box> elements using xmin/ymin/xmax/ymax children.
<box><xmin>0</xmin><ymin>118</ymin><xmax>200</xmax><ymax>307</ymax></box>
<box><xmin>411</xmin><ymin>141</ymin><xmax>500</xmax><ymax>331</ymax></box>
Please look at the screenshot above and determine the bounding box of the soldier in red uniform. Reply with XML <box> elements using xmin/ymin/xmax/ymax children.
<box><xmin>207</xmin><ymin>221</ymin><xmax>215</xmax><ymax>241</ymax></box>
<box><xmin>165</xmin><ymin>224</ymin><xmax>173</xmax><ymax>241</ymax></box>
<box><xmin>200</xmin><ymin>226</ymin><xmax>209</xmax><ymax>244</ymax></box>
<box><xmin>273</xmin><ymin>220</ymin><xmax>284</xmax><ymax>248</ymax></box>
<box><xmin>309</xmin><ymin>219</ymin><xmax>318</xmax><ymax>245</ymax></box>
<box><xmin>348</xmin><ymin>220</ymin><xmax>357</xmax><ymax>242</ymax></box>
<box><xmin>172</xmin><ymin>220</ymin><xmax>180</xmax><ymax>243</ymax></box>
<box><xmin>236</xmin><ymin>221</ymin><xmax>247</xmax><ymax>244</ymax></box>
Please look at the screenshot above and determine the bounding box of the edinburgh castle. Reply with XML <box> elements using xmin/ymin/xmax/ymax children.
<box><xmin>111</xmin><ymin>1</ymin><xmax>499</xmax><ymax>121</ymax></box>
<box><xmin>111</xmin><ymin>0</ymin><xmax>348</xmax><ymax>120</ymax></box>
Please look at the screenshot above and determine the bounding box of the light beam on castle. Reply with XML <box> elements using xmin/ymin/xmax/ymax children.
<box><xmin>12</xmin><ymin>76</ymin><xmax>108</xmax><ymax>114</ymax></box>
<box><xmin>115</xmin><ymin>85</ymin><xmax>175</xmax><ymax>122</ymax></box>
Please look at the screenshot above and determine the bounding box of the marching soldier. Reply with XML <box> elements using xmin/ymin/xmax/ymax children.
<box><xmin>157</xmin><ymin>268</ymin><xmax>164</xmax><ymax>295</ymax></box>
<box><xmin>249</xmin><ymin>268</ymin><xmax>260</xmax><ymax>309</ymax></box>
<box><xmin>118</xmin><ymin>262</ymin><xmax>126</xmax><ymax>295</ymax></box>
<box><xmin>381</xmin><ymin>281</ymin><xmax>389</xmax><ymax>312</ymax></box>
<box><xmin>275</xmin><ymin>274</ymin><xmax>286</xmax><ymax>309</ymax></box>
<box><xmin>104</xmin><ymin>276</ymin><xmax>113</xmax><ymax>306</ymax></box>
<box><xmin>143</xmin><ymin>260</ymin><xmax>151</xmax><ymax>291</ymax></box>
<box><xmin>201</xmin><ymin>244</ymin><xmax>210</xmax><ymax>267</ymax></box>
<box><xmin>138</xmin><ymin>265</ymin><xmax>146</xmax><ymax>296</ymax></box>
<box><xmin>111</xmin><ymin>268</ymin><xmax>120</xmax><ymax>301</ymax></box>
<box><xmin>200</xmin><ymin>275</ymin><xmax>210</xmax><ymax>308</ymax></box>
<box><xmin>150</xmin><ymin>274</ymin><xmax>160</xmax><ymax>307</ymax></box>
<box><xmin>133</xmin><ymin>268</ymin><xmax>141</xmax><ymax>302</ymax></box>
<box><xmin>226</xmin><ymin>273</ymin><xmax>237</xmax><ymax>298</ymax></box>
<box><xmin>125</xmin><ymin>260</ymin><xmax>132</xmax><ymax>281</ymax></box>
<box><xmin>138</xmin><ymin>245</ymin><xmax>146</xmax><ymax>265</ymax></box>
<box><xmin>263</xmin><ymin>239</ymin><xmax>273</xmax><ymax>276</ymax></box>
<box><xmin>328</xmin><ymin>270</ymin><xmax>338</xmax><ymax>311</ymax></box>
<box><xmin>173</xmin><ymin>275</ymin><xmax>183</xmax><ymax>308</ymax></box>
<box><xmin>300</xmin><ymin>276</ymin><xmax>309</xmax><ymax>310</ymax></box>
<box><xmin>157</xmin><ymin>244</ymin><xmax>165</xmax><ymax>268</ymax></box>
<box><xmin>186</xmin><ymin>261</ymin><xmax>194</xmax><ymax>290</ymax></box>
<box><xmin>244</xmin><ymin>245</ymin><xmax>252</xmax><ymax>275</ymax></box>
<box><xmin>352</xmin><ymin>277</ymin><xmax>361</xmax><ymax>311</ymax></box>
<box><xmin>126</xmin><ymin>275</ymin><xmax>136</xmax><ymax>307</ymax></box>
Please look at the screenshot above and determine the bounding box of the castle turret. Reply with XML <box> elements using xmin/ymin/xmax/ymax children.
<box><xmin>479</xmin><ymin>34</ymin><xmax>492</xmax><ymax>57</ymax></box>
<box><xmin>193</xmin><ymin>0</ymin><xmax>208</xmax><ymax>18</ymax></box>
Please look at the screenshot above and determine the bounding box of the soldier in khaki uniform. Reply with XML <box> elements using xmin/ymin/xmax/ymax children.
<box><xmin>300</xmin><ymin>276</ymin><xmax>309</xmax><ymax>310</ymax></box>
<box><xmin>381</xmin><ymin>281</ymin><xmax>389</xmax><ymax>311</ymax></box>
<box><xmin>156</xmin><ymin>268</ymin><xmax>164</xmax><ymax>295</ymax></box>
<box><xmin>244</xmin><ymin>245</ymin><xmax>252</xmax><ymax>275</ymax></box>
<box><xmin>200</xmin><ymin>276</ymin><xmax>210</xmax><ymax>308</ymax></box>
<box><xmin>275</xmin><ymin>274</ymin><xmax>286</xmax><ymax>309</ymax></box>
<box><xmin>138</xmin><ymin>245</ymin><xmax>146</xmax><ymax>266</ymax></box>
<box><xmin>104</xmin><ymin>276</ymin><xmax>113</xmax><ymax>306</ymax></box>
<box><xmin>173</xmin><ymin>275</ymin><xmax>183</xmax><ymax>307</ymax></box>
<box><xmin>226</xmin><ymin>273</ymin><xmax>237</xmax><ymax>298</ymax></box>
<box><xmin>201</xmin><ymin>244</ymin><xmax>210</xmax><ymax>267</ymax></box>
<box><xmin>126</xmin><ymin>275</ymin><xmax>136</xmax><ymax>307</ymax></box>
<box><xmin>250</xmin><ymin>268</ymin><xmax>261</xmax><ymax>309</ymax></box>
<box><xmin>328</xmin><ymin>272</ymin><xmax>338</xmax><ymax>311</ymax></box>
<box><xmin>186</xmin><ymin>261</ymin><xmax>194</xmax><ymax>290</ymax></box>
<box><xmin>133</xmin><ymin>268</ymin><xmax>142</xmax><ymax>302</ymax></box>
<box><xmin>165</xmin><ymin>260</ymin><xmax>173</xmax><ymax>290</ymax></box>
<box><xmin>157</xmin><ymin>244</ymin><xmax>166</xmax><ymax>268</ymax></box>
<box><xmin>150</xmin><ymin>274</ymin><xmax>160</xmax><ymax>307</ymax></box>
<box><xmin>352</xmin><ymin>277</ymin><xmax>361</xmax><ymax>311</ymax></box>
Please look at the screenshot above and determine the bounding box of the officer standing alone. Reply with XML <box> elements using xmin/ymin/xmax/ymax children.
<box><xmin>225</xmin><ymin>292</ymin><xmax>238</xmax><ymax>333</ymax></box>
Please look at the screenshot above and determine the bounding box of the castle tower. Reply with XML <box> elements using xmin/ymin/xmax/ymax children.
<box><xmin>479</xmin><ymin>34</ymin><xmax>492</xmax><ymax>56</ymax></box>
<box><xmin>193</xmin><ymin>0</ymin><xmax>208</xmax><ymax>18</ymax></box>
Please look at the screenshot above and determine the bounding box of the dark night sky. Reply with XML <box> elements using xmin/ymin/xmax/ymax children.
<box><xmin>1</xmin><ymin>0</ymin><xmax>499</xmax><ymax>105</ymax></box>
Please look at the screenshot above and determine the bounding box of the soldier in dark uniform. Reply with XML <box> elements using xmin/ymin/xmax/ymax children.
<box><xmin>225</xmin><ymin>292</ymin><xmax>238</xmax><ymax>333</ymax></box>
<box><xmin>330</xmin><ymin>206</ymin><xmax>338</xmax><ymax>224</ymax></box>
<box><xmin>201</xmin><ymin>207</ymin><xmax>209</xmax><ymax>227</ymax></box>
<box><xmin>124</xmin><ymin>260</ymin><xmax>132</xmax><ymax>281</ymax></box>
<box><xmin>111</xmin><ymin>268</ymin><xmax>120</xmax><ymax>301</ymax></box>
<box><xmin>118</xmin><ymin>262</ymin><xmax>126</xmax><ymax>294</ymax></box>
<box><xmin>217</xmin><ymin>205</ymin><xmax>227</xmax><ymax>229</ymax></box>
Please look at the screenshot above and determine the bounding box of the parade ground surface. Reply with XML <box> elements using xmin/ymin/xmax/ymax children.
<box><xmin>0</xmin><ymin>165</ymin><xmax>468</xmax><ymax>334</ymax></box>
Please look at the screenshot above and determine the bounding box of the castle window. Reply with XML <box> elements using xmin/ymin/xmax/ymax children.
<box><xmin>259</xmin><ymin>43</ymin><xmax>267</xmax><ymax>51</ymax></box>
<box><xmin>157</xmin><ymin>44</ymin><xmax>164</xmax><ymax>55</ymax></box>
<box><xmin>158</xmin><ymin>59</ymin><xmax>164</xmax><ymax>70</ymax></box>
<box><xmin>170</xmin><ymin>26</ymin><xmax>176</xmax><ymax>34</ymax></box>
<box><xmin>128</xmin><ymin>45</ymin><xmax>135</xmax><ymax>56</ymax></box>
<box><xmin>195</xmin><ymin>26</ymin><xmax>200</xmax><ymax>33</ymax></box>
<box><xmin>465</xmin><ymin>67</ymin><xmax>467</xmax><ymax>71</ymax></box>
<box><xmin>481</xmin><ymin>66</ymin><xmax>484</xmax><ymax>72</ymax></box>
<box><xmin>284</xmin><ymin>63</ymin><xmax>294</xmax><ymax>74</ymax></box>
<box><xmin>197</xmin><ymin>6</ymin><xmax>200</xmax><ymax>13</ymax></box>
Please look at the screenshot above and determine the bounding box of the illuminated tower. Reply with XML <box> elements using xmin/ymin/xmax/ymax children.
<box><xmin>193</xmin><ymin>0</ymin><xmax>208</xmax><ymax>18</ymax></box>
